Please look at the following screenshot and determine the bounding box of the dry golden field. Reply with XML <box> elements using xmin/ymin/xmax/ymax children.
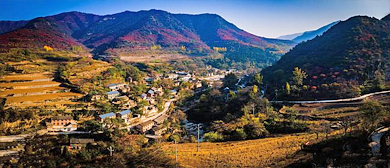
<box><xmin>5</xmin><ymin>92</ymin><xmax>82</xmax><ymax>104</ymax></box>
<box><xmin>0</xmin><ymin>81</ymin><xmax>61</xmax><ymax>88</ymax></box>
<box><xmin>162</xmin><ymin>131</ymin><xmax>343</xmax><ymax>168</ymax></box>
<box><xmin>0</xmin><ymin>72</ymin><xmax>53</xmax><ymax>81</ymax></box>
<box><xmin>0</xmin><ymin>86</ymin><xmax>67</xmax><ymax>97</ymax></box>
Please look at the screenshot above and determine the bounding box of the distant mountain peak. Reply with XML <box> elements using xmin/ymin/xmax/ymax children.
<box><xmin>381</xmin><ymin>13</ymin><xmax>390</xmax><ymax>21</ymax></box>
<box><xmin>277</xmin><ymin>32</ymin><xmax>303</xmax><ymax>40</ymax></box>
<box><xmin>292</xmin><ymin>20</ymin><xmax>340</xmax><ymax>43</ymax></box>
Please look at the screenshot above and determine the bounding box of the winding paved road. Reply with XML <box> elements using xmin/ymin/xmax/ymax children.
<box><xmin>368</xmin><ymin>127</ymin><xmax>390</xmax><ymax>156</ymax></box>
<box><xmin>120</xmin><ymin>98</ymin><xmax>176</xmax><ymax>130</ymax></box>
<box><xmin>270</xmin><ymin>90</ymin><xmax>390</xmax><ymax>104</ymax></box>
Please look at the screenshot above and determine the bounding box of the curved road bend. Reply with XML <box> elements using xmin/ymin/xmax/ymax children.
<box><xmin>120</xmin><ymin>98</ymin><xmax>176</xmax><ymax>130</ymax></box>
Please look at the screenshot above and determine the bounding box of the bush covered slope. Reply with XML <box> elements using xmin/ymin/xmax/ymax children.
<box><xmin>262</xmin><ymin>14</ymin><xmax>390</xmax><ymax>100</ymax></box>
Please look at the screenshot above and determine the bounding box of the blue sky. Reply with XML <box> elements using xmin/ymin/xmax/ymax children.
<box><xmin>0</xmin><ymin>0</ymin><xmax>389</xmax><ymax>38</ymax></box>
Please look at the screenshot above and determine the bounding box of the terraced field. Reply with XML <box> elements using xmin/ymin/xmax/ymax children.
<box><xmin>62</xmin><ymin>58</ymin><xmax>113</xmax><ymax>93</ymax></box>
<box><xmin>0</xmin><ymin>72</ymin><xmax>53</xmax><ymax>81</ymax></box>
<box><xmin>0</xmin><ymin>60</ymin><xmax>83</xmax><ymax>109</ymax></box>
<box><xmin>0</xmin><ymin>86</ymin><xmax>68</xmax><ymax>97</ymax></box>
<box><xmin>5</xmin><ymin>92</ymin><xmax>82</xmax><ymax>106</ymax></box>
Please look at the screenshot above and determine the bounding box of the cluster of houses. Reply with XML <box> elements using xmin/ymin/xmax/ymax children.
<box><xmin>48</xmin><ymin>71</ymin><xmax>203</xmax><ymax>135</ymax></box>
<box><xmin>143</xmin><ymin>71</ymin><xmax>203</xmax><ymax>90</ymax></box>
<box><xmin>206</xmin><ymin>66</ymin><xmax>238</xmax><ymax>76</ymax></box>
<box><xmin>97</xmin><ymin>109</ymin><xmax>168</xmax><ymax>136</ymax></box>
<box><xmin>98</xmin><ymin>109</ymin><xmax>140</xmax><ymax>125</ymax></box>
<box><xmin>136</xmin><ymin>114</ymin><xmax>168</xmax><ymax>136</ymax></box>
<box><xmin>106</xmin><ymin>83</ymin><xmax>130</xmax><ymax>100</ymax></box>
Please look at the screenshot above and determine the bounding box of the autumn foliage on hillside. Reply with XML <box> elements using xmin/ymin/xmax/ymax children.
<box><xmin>0</xmin><ymin>10</ymin><xmax>294</xmax><ymax>67</ymax></box>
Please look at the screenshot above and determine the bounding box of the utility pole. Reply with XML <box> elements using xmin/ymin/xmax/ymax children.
<box><xmin>175</xmin><ymin>140</ymin><xmax>178</xmax><ymax>168</ymax></box>
<box><xmin>252</xmin><ymin>103</ymin><xmax>255</xmax><ymax>116</ymax></box>
<box><xmin>107</xmin><ymin>146</ymin><xmax>114</xmax><ymax>157</ymax></box>
<box><xmin>197</xmin><ymin>123</ymin><xmax>200</xmax><ymax>152</ymax></box>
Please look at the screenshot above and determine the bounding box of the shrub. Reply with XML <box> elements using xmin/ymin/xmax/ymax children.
<box><xmin>232</xmin><ymin>128</ymin><xmax>247</xmax><ymax>140</ymax></box>
<box><xmin>204</xmin><ymin>132</ymin><xmax>224</xmax><ymax>142</ymax></box>
<box><xmin>244</xmin><ymin>122</ymin><xmax>269</xmax><ymax>139</ymax></box>
<box><xmin>168</xmin><ymin>134</ymin><xmax>181</xmax><ymax>142</ymax></box>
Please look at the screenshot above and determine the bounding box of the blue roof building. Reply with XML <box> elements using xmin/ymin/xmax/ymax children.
<box><xmin>117</xmin><ymin>110</ymin><xmax>132</xmax><ymax>123</ymax></box>
<box><xmin>118</xmin><ymin>110</ymin><xmax>132</xmax><ymax>116</ymax></box>
<box><xmin>107</xmin><ymin>83</ymin><xmax>117</xmax><ymax>87</ymax></box>
<box><xmin>107</xmin><ymin>91</ymin><xmax>120</xmax><ymax>99</ymax></box>
<box><xmin>107</xmin><ymin>91</ymin><xmax>120</xmax><ymax>95</ymax></box>
<box><xmin>98</xmin><ymin>113</ymin><xmax>116</xmax><ymax>122</ymax></box>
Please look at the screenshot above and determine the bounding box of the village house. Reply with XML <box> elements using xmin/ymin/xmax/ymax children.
<box><xmin>176</xmin><ymin>72</ymin><xmax>191</xmax><ymax>81</ymax></box>
<box><xmin>177</xmin><ymin>72</ymin><xmax>190</xmax><ymax>77</ymax></box>
<box><xmin>91</xmin><ymin>94</ymin><xmax>103</xmax><ymax>101</ymax></box>
<box><xmin>170</xmin><ymin>89</ymin><xmax>178</xmax><ymax>96</ymax></box>
<box><xmin>114</xmin><ymin>95</ymin><xmax>129</xmax><ymax>102</ymax></box>
<box><xmin>69</xmin><ymin>138</ymin><xmax>95</xmax><ymax>149</ymax></box>
<box><xmin>148</xmin><ymin>98</ymin><xmax>156</xmax><ymax>105</ymax></box>
<box><xmin>144</xmin><ymin>106</ymin><xmax>158</xmax><ymax>116</ymax></box>
<box><xmin>191</xmin><ymin>80</ymin><xmax>202</xmax><ymax>89</ymax></box>
<box><xmin>153</xmin><ymin>114</ymin><xmax>167</xmax><ymax>125</ymax></box>
<box><xmin>127</xmin><ymin>113</ymin><xmax>141</xmax><ymax>123</ymax></box>
<box><xmin>151</xmin><ymin>87</ymin><xmax>164</xmax><ymax>96</ymax></box>
<box><xmin>174</xmin><ymin>81</ymin><xmax>181</xmax><ymax>87</ymax></box>
<box><xmin>138</xmin><ymin>120</ymin><xmax>155</xmax><ymax>133</ymax></box>
<box><xmin>116</xmin><ymin>110</ymin><xmax>132</xmax><ymax>123</ymax></box>
<box><xmin>119</xmin><ymin>99</ymin><xmax>137</xmax><ymax>110</ymax></box>
<box><xmin>145</xmin><ymin>77</ymin><xmax>154</xmax><ymax>83</ymax></box>
<box><xmin>107</xmin><ymin>83</ymin><xmax>118</xmax><ymax>90</ymax></box>
<box><xmin>98</xmin><ymin>112</ymin><xmax>116</xmax><ymax>122</ymax></box>
<box><xmin>152</xmin><ymin>126</ymin><xmax>167</xmax><ymax>136</ymax></box>
<box><xmin>117</xmin><ymin>83</ymin><xmax>127</xmax><ymax>89</ymax></box>
<box><xmin>46</xmin><ymin>116</ymin><xmax>77</xmax><ymax>132</ymax></box>
<box><xmin>117</xmin><ymin>83</ymin><xmax>130</xmax><ymax>92</ymax></box>
<box><xmin>107</xmin><ymin>90</ymin><xmax>120</xmax><ymax>100</ymax></box>
<box><xmin>140</xmin><ymin>93</ymin><xmax>147</xmax><ymax>100</ymax></box>
<box><xmin>166</xmin><ymin>73</ymin><xmax>179</xmax><ymax>80</ymax></box>
<box><xmin>108</xmin><ymin>83</ymin><xmax>128</xmax><ymax>91</ymax></box>
<box><xmin>147</xmin><ymin>89</ymin><xmax>155</xmax><ymax>97</ymax></box>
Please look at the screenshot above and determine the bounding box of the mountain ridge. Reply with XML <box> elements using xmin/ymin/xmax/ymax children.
<box><xmin>0</xmin><ymin>9</ymin><xmax>295</xmax><ymax>67</ymax></box>
<box><xmin>292</xmin><ymin>20</ymin><xmax>340</xmax><ymax>43</ymax></box>
<box><xmin>277</xmin><ymin>21</ymin><xmax>340</xmax><ymax>43</ymax></box>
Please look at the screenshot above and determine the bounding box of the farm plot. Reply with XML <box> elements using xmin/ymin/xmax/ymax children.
<box><xmin>5</xmin><ymin>92</ymin><xmax>82</xmax><ymax>106</ymax></box>
<box><xmin>0</xmin><ymin>72</ymin><xmax>53</xmax><ymax>82</ymax></box>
